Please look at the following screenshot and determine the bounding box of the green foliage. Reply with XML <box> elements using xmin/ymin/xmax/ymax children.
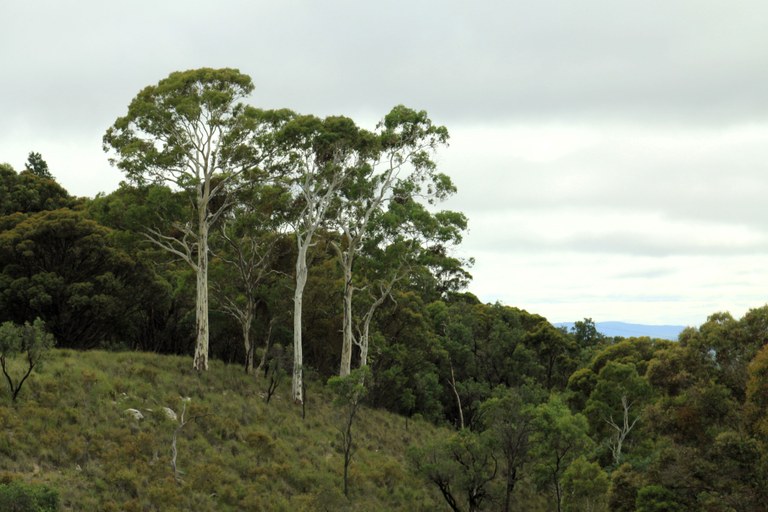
<box><xmin>103</xmin><ymin>68</ymin><xmax>256</xmax><ymax>183</ymax></box>
<box><xmin>679</xmin><ymin>308</ymin><xmax>768</xmax><ymax>401</ymax></box>
<box><xmin>85</xmin><ymin>183</ymin><xmax>195</xmax><ymax>353</ymax></box>
<box><xmin>745</xmin><ymin>343</ymin><xmax>768</xmax><ymax>440</ymax></box>
<box><xmin>327</xmin><ymin>367</ymin><xmax>369</xmax><ymax>407</ymax></box>
<box><xmin>24</xmin><ymin>152</ymin><xmax>53</xmax><ymax>180</ymax></box>
<box><xmin>570</xmin><ymin>318</ymin><xmax>604</xmax><ymax>348</ymax></box>
<box><xmin>0</xmin><ymin>209</ymin><xmax>137</xmax><ymax>348</ymax></box>
<box><xmin>524</xmin><ymin>322</ymin><xmax>578</xmax><ymax>390</ymax></box>
<box><xmin>0</xmin><ymin>163</ymin><xmax>74</xmax><ymax>217</ymax></box>
<box><xmin>608</xmin><ymin>463</ymin><xmax>644</xmax><ymax>512</ymax></box>
<box><xmin>530</xmin><ymin>394</ymin><xmax>593</xmax><ymax>511</ymax></box>
<box><xmin>583</xmin><ymin>361</ymin><xmax>650</xmax><ymax>465</ymax></box>
<box><xmin>0</xmin><ymin>480</ymin><xmax>59</xmax><ymax>511</ymax></box>
<box><xmin>479</xmin><ymin>384</ymin><xmax>544</xmax><ymax>511</ymax></box>
<box><xmin>561</xmin><ymin>456</ymin><xmax>609</xmax><ymax>512</ymax></box>
<box><xmin>327</xmin><ymin>367</ymin><xmax>370</xmax><ymax>497</ymax></box>
<box><xmin>635</xmin><ymin>485</ymin><xmax>684</xmax><ymax>512</ymax></box>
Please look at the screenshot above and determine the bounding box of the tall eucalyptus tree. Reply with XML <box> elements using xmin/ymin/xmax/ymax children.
<box><xmin>104</xmin><ymin>68</ymin><xmax>266</xmax><ymax>371</ymax></box>
<box><xmin>333</xmin><ymin>106</ymin><xmax>466</xmax><ymax>376</ymax></box>
<box><xmin>273</xmin><ymin>114</ymin><xmax>366</xmax><ymax>403</ymax></box>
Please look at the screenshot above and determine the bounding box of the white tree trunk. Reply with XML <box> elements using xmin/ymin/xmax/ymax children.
<box><xmin>354</xmin><ymin>275</ymin><xmax>399</xmax><ymax>370</ymax></box>
<box><xmin>243</xmin><ymin>304</ymin><xmax>254</xmax><ymax>374</ymax></box>
<box><xmin>292</xmin><ymin>242</ymin><xmax>309</xmax><ymax>403</ymax></box>
<box><xmin>605</xmin><ymin>395</ymin><xmax>640</xmax><ymax>465</ymax></box>
<box><xmin>359</xmin><ymin>315</ymin><xmax>370</xmax><ymax>368</ymax></box>
<box><xmin>192</xmin><ymin>206</ymin><xmax>209</xmax><ymax>372</ymax></box>
<box><xmin>339</xmin><ymin>255</ymin><xmax>354</xmax><ymax>377</ymax></box>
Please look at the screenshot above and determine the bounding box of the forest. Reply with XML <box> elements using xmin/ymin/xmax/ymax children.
<box><xmin>2</xmin><ymin>68</ymin><xmax>768</xmax><ymax>511</ymax></box>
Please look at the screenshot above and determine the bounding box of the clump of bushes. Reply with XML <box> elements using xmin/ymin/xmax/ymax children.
<box><xmin>0</xmin><ymin>479</ymin><xmax>59</xmax><ymax>511</ymax></box>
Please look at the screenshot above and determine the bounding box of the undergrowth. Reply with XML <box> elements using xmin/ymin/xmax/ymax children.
<box><xmin>0</xmin><ymin>349</ymin><xmax>444</xmax><ymax>511</ymax></box>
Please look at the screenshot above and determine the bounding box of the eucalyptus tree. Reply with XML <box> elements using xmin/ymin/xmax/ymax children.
<box><xmin>479</xmin><ymin>385</ymin><xmax>545</xmax><ymax>512</ymax></box>
<box><xmin>211</xmin><ymin>178</ymin><xmax>290</xmax><ymax>374</ymax></box>
<box><xmin>24</xmin><ymin>151</ymin><xmax>52</xmax><ymax>179</ymax></box>
<box><xmin>584</xmin><ymin>361</ymin><xmax>650</xmax><ymax>465</ymax></box>
<box><xmin>333</xmin><ymin>105</ymin><xmax>457</xmax><ymax>377</ymax></box>
<box><xmin>272</xmin><ymin>114</ymin><xmax>366</xmax><ymax>403</ymax></box>
<box><xmin>410</xmin><ymin>429</ymin><xmax>499</xmax><ymax>512</ymax></box>
<box><xmin>347</xmin><ymin>201</ymin><xmax>468</xmax><ymax>375</ymax></box>
<box><xmin>531</xmin><ymin>395</ymin><xmax>593</xmax><ymax>512</ymax></box>
<box><xmin>104</xmin><ymin>68</ymin><xmax>268</xmax><ymax>371</ymax></box>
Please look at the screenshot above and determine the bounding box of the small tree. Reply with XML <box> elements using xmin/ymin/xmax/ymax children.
<box><xmin>561</xmin><ymin>456</ymin><xmax>610</xmax><ymax>512</ymax></box>
<box><xmin>530</xmin><ymin>394</ymin><xmax>593</xmax><ymax>512</ymax></box>
<box><xmin>24</xmin><ymin>151</ymin><xmax>53</xmax><ymax>179</ymax></box>
<box><xmin>410</xmin><ymin>429</ymin><xmax>498</xmax><ymax>512</ymax></box>
<box><xmin>327</xmin><ymin>366</ymin><xmax>370</xmax><ymax>498</ymax></box>
<box><xmin>584</xmin><ymin>361</ymin><xmax>649</xmax><ymax>465</ymax></box>
<box><xmin>169</xmin><ymin>397</ymin><xmax>208</xmax><ymax>483</ymax></box>
<box><xmin>479</xmin><ymin>385</ymin><xmax>544</xmax><ymax>512</ymax></box>
<box><xmin>0</xmin><ymin>318</ymin><xmax>55</xmax><ymax>401</ymax></box>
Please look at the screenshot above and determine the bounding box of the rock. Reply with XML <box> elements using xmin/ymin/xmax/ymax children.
<box><xmin>162</xmin><ymin>406</ymin><xmax>178</xmax><ymax>421</ymax></box>
<box><xmin>124</xmin><ymin>408</ymin><xmax>144</xmax><ymax>420</ymax></box>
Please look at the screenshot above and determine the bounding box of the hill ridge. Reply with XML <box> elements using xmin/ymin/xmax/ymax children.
<box><xmin>555</xmin><ymin>320</ymin><xmax>686</xmax><ymax>340</ymax></box>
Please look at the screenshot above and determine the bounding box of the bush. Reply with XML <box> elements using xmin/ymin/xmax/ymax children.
<box><xmin>0</xmin><ymin>480</ymin><xmax>59</xmax><ymax>511</ymax></box>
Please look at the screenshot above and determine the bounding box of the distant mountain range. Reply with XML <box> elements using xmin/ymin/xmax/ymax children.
<box><xmin>554</xmin><ymin>321</ymin><xmax>687</xmax><ymax>341</ymax></box>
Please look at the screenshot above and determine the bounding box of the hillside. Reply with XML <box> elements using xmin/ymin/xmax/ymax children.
<box><xmin>0</xmin><ymin>349</ymin><xmax>447</xmax><ymax>511</ymax></box>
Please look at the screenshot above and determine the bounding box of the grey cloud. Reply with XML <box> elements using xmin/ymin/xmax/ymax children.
<box><xmin>4</xmin><ymin>0</ymin><xmax>768</xmax><ymax>139</ymax></box>
<box><xmin>466</xmin><ymin>224</ymin><xmax>768</xmax><ymax>257</ymax></box>
<box><xmin>612</xmin><ymin>268</ymin><xmax>677</xmax><ymax>280</ymax></box>
<box><xmin>561</xmin><ymin>233</ymin><xmax>768</xmax><ymax>257</ymax></box>
<box><xmin>442</xmin><ymin>129</ymin><xmax>768</xmax><ymax>236</ymax></box>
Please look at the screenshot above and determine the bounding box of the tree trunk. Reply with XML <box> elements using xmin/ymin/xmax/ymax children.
<box><xmin>359</xmin><ymin>319</ymin><xmax>370</xmax><ymax>369</ymax></box>
<box><xmin>242</xmin><ymin>305</ymin><xmax>254</xmax><ymax>374</ymax></box>
<box><xmin>255</xmin><ymin>317</ymin><xmax>275</xmax><ymax>377</ymax></box>
<box><xmin>449</xmin><ymin>362</ymin><xmax>464</xmax><ymax>430</ymax></box>
<box><xmin>339</xmin><ymin>255</ymin><xmax>354</xmax><ymax>377</ymax></box>
<box><xmin>292</xmin><ymin>242</ymin><xmax>309</xmax><ymax>403</ymax></box>
<box><xmin>553</xmin><ymin>465</ymin><xmax>563</xmax><ymax>512</ymax></box>
<box><xmin>357</xmin><ymin>285</ymin><xmax>389</xmax><ymax>369</ymax></box>
<box><xmin>606</xmin><ymin>395</ymin><xmax>640</xmax><ymax>465</ymax></box>
<box><xmin>192</xmin><ymin>207</ymin><xmax>209</xmax><ymax>372</ymax></box>
<box><xmin>504</xmin><ymin>467</ymin><xmax>517</xmax><ymax>512</ymax></box>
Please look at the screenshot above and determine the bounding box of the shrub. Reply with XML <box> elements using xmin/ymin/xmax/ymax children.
<box><xmin>0</xmin><ymin>480</ymin><xmax>59</xmax><ymax>511</ymax></box>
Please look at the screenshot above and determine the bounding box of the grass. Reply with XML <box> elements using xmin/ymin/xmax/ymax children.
<box><xmin>0</xmin><ymin>349</ymin><xmax>446</xmax><ymax>511</ymax></box>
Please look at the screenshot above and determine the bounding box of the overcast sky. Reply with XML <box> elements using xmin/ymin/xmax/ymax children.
<box><xmin>3</xmin><ymin>0</ymin><xmax>768</xmax><ymax>327</ymax></box>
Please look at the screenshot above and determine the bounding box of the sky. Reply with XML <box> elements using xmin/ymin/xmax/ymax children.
<box><xmin>3</xmin><ymin>0</ymin><xmax>768</xmax><ymax>327</ymax></box>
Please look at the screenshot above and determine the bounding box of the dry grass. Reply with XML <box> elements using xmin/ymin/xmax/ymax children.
<box><xmin>0</xmin><ymin>349</ymin><xmax>445</xmax><ymax>511</ymax></box>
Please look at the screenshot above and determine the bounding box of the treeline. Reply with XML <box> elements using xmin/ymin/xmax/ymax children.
<box><xmin>2</xmin><ymin>68</ymin><xmax>768</xmax><ymax>510</ymax></box>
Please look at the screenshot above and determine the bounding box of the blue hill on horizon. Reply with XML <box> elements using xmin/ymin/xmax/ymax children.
<box><xmin>554</xmin><ymin>321</ymin><xmax>686</xmax><ymax>341</ymax></box>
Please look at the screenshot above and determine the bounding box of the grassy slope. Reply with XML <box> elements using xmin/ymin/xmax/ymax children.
<box><xmin>0</xmin><ymin>349</ymin><xmax>446</xmax><ymax>511</ymax></box>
